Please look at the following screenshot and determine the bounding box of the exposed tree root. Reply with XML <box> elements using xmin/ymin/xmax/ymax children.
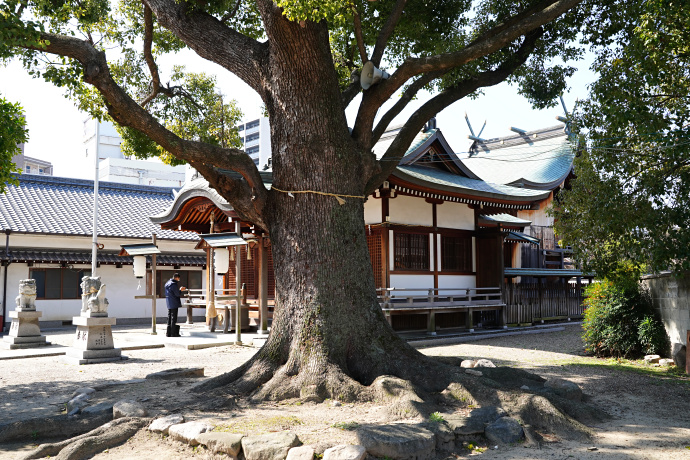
<box><xmin>19</xmin><ymin>417</ymin><xmax>146</xmax><ymax>460</ymax></box>
<box><xmin>0</xmin><ymin>410</ymin><xmax>111</xmax><ymax>444</ymax></box>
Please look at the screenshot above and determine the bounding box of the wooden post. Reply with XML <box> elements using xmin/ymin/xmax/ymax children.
<box><xmin>151</xmin><ymin>233</ymin><xmax>157</xmax><ymax>335</ymax></box>
<box><xmin>538</xmin><ymin>278</ymin><xmax>544</xmax><ymax>324</ymax></box>
<box><xmin>686</xmin><ymin>330</ymin><xmax>690</xmax><ymax>375</ymax></box>
<box><xmin>234</xmin><ymin>220</ymin><xmax>242</xmax><ymax>345</ymax></box>
<box><xmin>258</xmin><ymin>235</ymin><xmax>269</xmax><ymax>335</ymax></box>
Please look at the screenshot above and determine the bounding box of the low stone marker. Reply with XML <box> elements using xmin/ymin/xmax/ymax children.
<box><xmin>241</xmin><ymin>431</ymin><xmax>301</xmax><ymax>460</ymax></box>
<box><xmin>149</xmin><ymin>414</ymin><xmax>185</xmax><ymax>435</ymax></box>
<box><xmin>63</xmin><ymin>276</ymin><xmax>126</xmax><ymax>365</ymax></box>
<box><xmin>356</xmin><ymin>423</ymin><xmax>435</xmax><ymax>460</ymax></box>
<box><xmin>2</xmin><ymin>280</ymin><xmax>50</xmax><ymax>349</ymax></box>
<box><xmin>169</xmin><ymin>421</ymin><xmax>214</xmax><ymax>446</ymax></box>
<box><xmin>197</xmin><ymin>432</ymin><xmax>244</xmax><ymax>457</ymax></box>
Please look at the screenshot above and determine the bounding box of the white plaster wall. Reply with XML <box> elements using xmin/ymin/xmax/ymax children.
<box><xmin>437</xmin><ymin>201</ymin><xmax>474</xmax><ymax>230</ymax></box>
<box><xmin>3</xmin><ymin>262</ymin><xmax>205</xmax><ymax>322</ymax></box>
<box><xmin>438</xmin><ymin>275</ymin><xmax>476</xmax><ymax>294</ymax></box>
<box><xmin>389</xmin><ymin>274</ymin><xmax>434</xmax><ymax>296</ymax></box>
<box><xmin>363</xmin><ymin>198</ymin><xmax>382</xmax><ymax>224</ymax></box>
<box><xmin>389</xmin><ymin>196</ymin><xmax>432</xmax><ymax>226</ymax></box>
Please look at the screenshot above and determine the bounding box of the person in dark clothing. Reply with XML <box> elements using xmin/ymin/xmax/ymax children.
<box><xmin>164</xmin><ymin>273</ymin><xmax>186</xmax><ymax>337</ymax></box>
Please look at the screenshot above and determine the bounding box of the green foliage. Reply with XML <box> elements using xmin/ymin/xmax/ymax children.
<box><xmin>332</xmin><ymin>421</ymin><xmax>360</xmax><ymax>430</ymax></box>
<box><xmin>555</xmin><ymin>0</ymin><xmax>690</xmax><ymax>275</ymax></box>
<box><xmin>0</xmin><ymin>95</ymin><xmax>28</xmax><ymax>193</ymax></box>
<box><xmin>428</xmin><ymin>412</ymin><xmax>444</xmax><ymax>423</ymax></box>
<box><xmin>582</xmin><ymin>278</ymin><xmax>668</xmax><ymax>358</ymax></box>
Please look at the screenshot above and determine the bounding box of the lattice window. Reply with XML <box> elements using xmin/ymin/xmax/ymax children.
<box><xmin>441</xmin><ymin>235</ymin><xmax>473</xmax><ymax>272</ymax></box>
<box><xmin>394</xmin><ymin>232</ymin><xmax>429</xmax><ymax>271</ymax></box>
<box><xmin>366</xmin><ymin>231</ymin><xmax>383</xmax><ymax>288</ymax></box>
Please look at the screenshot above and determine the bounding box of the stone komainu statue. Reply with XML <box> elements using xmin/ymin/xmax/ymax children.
<box><xmin>80</xmin><ymin>276</ymin><xmax>109</xmax><ymax>315</ymax></box>
<box><xmin>16</xmin><ymin>279</ymin><xmax>37</xmax><ymax>310</ymax></box>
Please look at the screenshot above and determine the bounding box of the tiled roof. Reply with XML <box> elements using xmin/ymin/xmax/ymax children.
<box><xmin>394</xmin><ymin>165</ymin><xmax>550</xmax><ymax>201</ymax></box>
<box><xmin>7</xmin><ymin>249</ymin><xmax>205</xmax><ymax>266</ymax></box>
<box><xmin>372</xmin><ymin>126</ymin><xmax>436</xmax><ymax>160</ymax></box>
<box><xmin>459</xmin><ymin>126</ymin><xmax>575</xmax><ymax>189</ymax></box>
<box><xmin>479</xmin><ymin>213</ymin><xmax>533</xmax><ymax>226</ymax></box>
<box><xmin>0</xmin><ymin>174</ymin><xmax>197</xmax><ymax>240</ymax></box>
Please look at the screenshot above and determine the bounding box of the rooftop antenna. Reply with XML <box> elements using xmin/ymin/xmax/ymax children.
<box><xmin>465</xmin><ymin>113</ymin><xmax>486</xmax><ymax>142</ymax></box>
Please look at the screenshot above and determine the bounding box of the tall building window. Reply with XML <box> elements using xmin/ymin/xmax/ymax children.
<box><xmin>394</xmin><ymin>232</ymin><xmax>429</xmax><ymax>271</ymax></box>
<box><xmin>30</xmin><ymin>268</ymin><xmax>91</xmax><ymax>299</ymax></box>
<box><xmin>441</xmin><ymin>235</ymin><xmax>473</xmax><ymax>272</ymax></box>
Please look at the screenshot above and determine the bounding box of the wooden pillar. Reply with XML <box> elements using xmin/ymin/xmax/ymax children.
<box><xmin>258</xmin><ymin>235</ymin><xmax>269</xmax><ymax>334</ymax></box>
<box><xmin>151</xmin><ymin>233</ymin><xmax>157</xmax><ymax>335</ymax></box>
<box><xmin>206</xmin><ymin>214</ymin><xmax>217</xmax><ymax>331</ymax></box>
<box><xmin>234</xmin><ymin>220</ymin><xmax>242</xmax><ymax>345</ymax></box>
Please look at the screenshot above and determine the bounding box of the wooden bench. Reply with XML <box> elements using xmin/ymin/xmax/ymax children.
<box><xmin>378</xmin><ymin>287</ymin><xmax>506</xmax><ymax>334</ymax></box>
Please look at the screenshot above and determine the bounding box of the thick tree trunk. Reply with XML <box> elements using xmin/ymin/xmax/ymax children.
<box><xmin>197</xmin><ymin>15</ymin><xmax>444</xmax><ymax>401</ymax></box>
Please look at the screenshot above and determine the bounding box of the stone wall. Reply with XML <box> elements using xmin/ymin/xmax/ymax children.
<box><xmin>640</xmin><ymin>272</ymin><xmax>690</xmax><ymax>347</ymax></box>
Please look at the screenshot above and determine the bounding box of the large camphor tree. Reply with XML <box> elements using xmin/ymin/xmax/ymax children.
<box><xmin>3</xmin><ymin>0</ymin><xmax>587</xmax><ymax>405</ymax></box>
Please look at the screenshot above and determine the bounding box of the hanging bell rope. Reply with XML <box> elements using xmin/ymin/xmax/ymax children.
<box><xmin>271</xmin><ymin>186</ymin><xmax>365</xmax><ymax>206</ymax></box>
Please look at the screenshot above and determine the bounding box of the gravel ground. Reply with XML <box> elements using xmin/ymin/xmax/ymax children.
<box><xmin>1</xmin><ymin>323</ymin><xmax>689</xmax><ymax>459</ymax></box>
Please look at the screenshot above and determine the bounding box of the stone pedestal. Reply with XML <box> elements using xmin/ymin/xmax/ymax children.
<box><xmin>63</xmin><ymin>316</ymin><xmax>126</xmax><ymax>365</ymax></box>
<box><xmin>2</xmin><ymin>310</ymin><xmax>51</xmax><ymax>350</ymax></box>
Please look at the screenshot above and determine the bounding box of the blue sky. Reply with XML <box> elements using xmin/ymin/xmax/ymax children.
<box><xmin>0</xmin><ymin>49</ymin><xmax>595</xmax><ymax>180</ymax></box>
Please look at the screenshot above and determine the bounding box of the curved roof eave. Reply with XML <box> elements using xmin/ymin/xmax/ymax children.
<box><xmin>506</xmin><ymin>165</ymin><xmax>573</xmax><ymax>191</ymax></box>
<box><xmin>150</xmin><ymin>180</ymin><xmax>233</xmax><ymax>225</ymax></box>
<box><xmin>392</xmin><ymin>167</ymin><xmax>550</xmax><ymax>204</ymax></box>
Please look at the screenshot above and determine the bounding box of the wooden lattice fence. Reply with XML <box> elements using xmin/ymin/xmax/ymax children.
<box><xmin>503</xmin><ymin>282</ymin><xmax>585</xmax><ymax>325</ymax></box>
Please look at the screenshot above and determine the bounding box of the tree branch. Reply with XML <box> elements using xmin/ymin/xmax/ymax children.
<box><xmin>364</xmin><ymin>28</ymin><xmax>544</xmax><ymax>193</ymax></box>
<box><xmin>352</xmin><ymin>7</ymin><xmax>368</xmax><ymax>64</ymax></box>
<box><xmin>30</xmin><ymin>32</ymin><xmax>268</xmax><ymax>226</ymax></box>
<box><xmin>371</xmin><ymin>71</ymin><xmax>441</xmax><ymax>145</ymax></box>
<box><xmin>221</xmin><ymin>0</ymin><xmax>242</xmax><ymax>23</ymax></box>
<box><xmin>354</xmin><ymin>0</ymin><xmax>582</xmax><ymax>141</ymax></box>
<box><xmin>143</xmin><ymin>0</ymin><xmax>267</xmax><ymax>93</ymax></box>
<box><xmin>140</xmin><ymin>4</ymin><xmax>161</xmax><ymax>107</ymax></box>
<box><xmin>370</xmin><ymin>0</ymin><xmax>407</xmax><ymax>66</ymax></box>
<box><xmin>341</xmin><ymin>69</ymin><xmax>361</xmax><ymax>109</ymax></box>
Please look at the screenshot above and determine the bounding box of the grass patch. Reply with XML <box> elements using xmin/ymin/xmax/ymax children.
<box><xmin>428</xmin><ymin>412</ymin><xmax>444</xmax><ymax>423</ymax></box>
<box><xmin>568</xmin><ymin>357</ymin><xmax>689</xmax><ymax>383</ymax></box>
<box><xmin>332</xmin><ymin>421</ymin><xmax>360</xmax><ymax>431</ymax></box>
<box><xmin>215</xmin><ymin>415</ymin><xmax>304</xmax><ymax>434</ymax></box>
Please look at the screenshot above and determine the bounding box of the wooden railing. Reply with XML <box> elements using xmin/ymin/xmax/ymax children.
<box><xmin>502</xmin><ymin>282</ymin><xmax>585</xmax><ymax>325</ymax></box>
<box><xmin>182</xmin><ymin>288</ymin><xmax>249</xmax><ymax>332</ymax></box>
<box><xmin>376</xmin><ymin>287</ymin><xmax>505</xmax><ymax>334</ymax></box>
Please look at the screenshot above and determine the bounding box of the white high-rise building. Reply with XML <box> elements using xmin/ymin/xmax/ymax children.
<box><xmin>83</xmin><ymin>117</ymin><xmax>185</xmax><ymax>187</ymax></box>
<box><xmin>237</xmin><ymin>116</ymin><xmax>272</xmax><ymax>170</ymax></box>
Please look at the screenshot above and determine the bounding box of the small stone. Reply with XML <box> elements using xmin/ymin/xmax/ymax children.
<box><xmin>71</xmin><ymin>387</ymin><xmax>96</xmax><ymax>399</ymax></box>
<box><xmin>473</xmin><ymin>359</ymin><xmax>496</xmax><ymax>368</ymax></box>
<box><xmin>465</xmin><ymin>369</ymin><xmax>483</xmax><ymax>377</ymax></box>
<box><xmin>113</xmin><ymin>399</ymin><xmax>147</xmax><ymax>418</ymax></box>
<box><xmin>168</xmin><ymin>421</ymin><xmax>214</xmax><ymax>446</ymax></box>
<box><xmin>149</xmin><ymin>414</ymin><xmax>185</xmax><ymax>435</ymax></box>
<box><xmin>356</xmin><ymin>423</ymin><xmax>436</xmax><ymax>460</ymax></box>
<box><xmin>323</xmin><ymin>445</ymin><xmax>366</xmax><ymax>460</ymax></box>
<box><xmin>587</xmin><ymin>446</ymin><xmax>598</xmax><ymax>451</ymax></box>
<box><xmin>445</xmin><ymin>407</ymin><xmax>507</xmax><ymax>436</ymax></box>
<box><xmin>644</xmin><ymin>354</ymin><xmax>661</xmax><ymax>364</ymax></box>
<box><xmin>242</xmin><ymin>431</ymin><xmax>301</xmax><ymax>460</ymax></box>
<box><xmin>331</xmin><ymin>400</ymin><xmax>342</xmax><ymax>407</ymax></box>
<box><xmin>67</xmin><ymin>393</ymin><xmax>91</xmax><ymax>415</ymax></box>
<box><xmin>544</xmin><ymin>378</ymin><xmax>582</xmax><ymax>401</ymax></box>
<box><xmin>197</xmin><ymin>432</ymin><xmax>244</xmax><ymax>456</ymax></box>
<box><xmin>286</xmin><ymin>445</ymin><xmax>315</xmax><ymax>460</ymax></box>
<box><xmin>484</xmin><ymin>417</ymin><xmax>524</xmax><ymax>445</ymax></box>
<box><xmin>658</xmin><ymin>358</ymin><xmax>674</xmax><ymax>366</ymax></box>
<box><xmin>460</xmin><ymin>360</ymin><xmax>476</xmax><ymax>368</ymax></box>
<box><xmin>520</xmin><ymin>385</ymin><xmax>530</xmax><ymax>390</ymax></box>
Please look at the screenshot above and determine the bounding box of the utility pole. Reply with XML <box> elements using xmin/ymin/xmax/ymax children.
<box><xmin>91</xmin><ymin>121</ymin><xmax>100</xmax><ymax>275</ymax></box>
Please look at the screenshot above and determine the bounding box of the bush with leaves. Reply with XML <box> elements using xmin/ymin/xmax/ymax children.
<box><xmin>582</xmin><ymin>277</ymin><xmax>668</xmax><ymax>358</ymax></box>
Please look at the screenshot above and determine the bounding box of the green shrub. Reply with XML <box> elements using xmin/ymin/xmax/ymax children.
<box><xmin>582</xmin><ymin>277</ymin><xmax>668</xmax><ymax>358</ymax></box>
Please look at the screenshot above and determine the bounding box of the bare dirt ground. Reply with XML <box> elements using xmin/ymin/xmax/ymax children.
<box><xmin>1</xmin><ymin>323</ymin><xmax>689</xmax><ymax>460</ymax></box>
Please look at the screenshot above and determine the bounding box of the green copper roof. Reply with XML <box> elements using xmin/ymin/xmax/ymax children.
<box><xmin>459</xmin><ymin>126</ymin><xmax>575</xmax><ymax>190</ymax></box>
<box><xmin>394</xmin><ymin>165</ymin><xmax>550</xmax><ymax>201</ymax></box>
